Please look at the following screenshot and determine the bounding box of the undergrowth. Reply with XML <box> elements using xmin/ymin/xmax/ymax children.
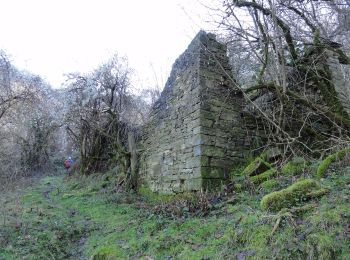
<box><xmin>1</xmin><ymin>162</ymin><xmax>350</xmax><ymax>259</ymax></box>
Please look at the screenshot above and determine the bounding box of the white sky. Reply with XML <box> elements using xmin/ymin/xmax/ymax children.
<box><xmin>0</xmin><ymin>0</ymin><xmax>216</xmax><ymax>90</ymax></box>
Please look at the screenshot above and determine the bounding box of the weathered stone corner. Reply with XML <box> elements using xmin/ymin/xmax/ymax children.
<box><xmin>139</xmin><ymin>31</ymin><xmax>252</xmax><ymax>194</ymax></box>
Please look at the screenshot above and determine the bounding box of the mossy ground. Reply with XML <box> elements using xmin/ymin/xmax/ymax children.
<box><xmin>1</xmin><ymin>165</ymin><xmax>350</xmax><ymax>259</ymax></box>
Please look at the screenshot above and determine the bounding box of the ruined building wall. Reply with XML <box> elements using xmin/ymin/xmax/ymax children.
<box><xmin>327</xmin><ymin>51</ymin><xmax>350</xmax><ymax>114</ymax></box>
<box><xmin>139</xmin><ymin>31</ymin><xmax>254</xmax><ymax>193</ymax></box>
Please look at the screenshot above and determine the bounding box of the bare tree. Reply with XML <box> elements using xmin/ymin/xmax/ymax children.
<box><xmin>0</xmin><ymin>51</ymin><xmax>36</xmax><ymax>121</ymax></box>
<box><xmin>0</xmin><ymin>51</ymin><xmax>63</xmax><ymax>188</ymax></box>
<box><xmin>209</xmin><ymin>0</ymin><xmax>350</xmax><ymax>156</ymax></box>
<box><xmin>64</xmin><ymin>54</ymin><xmax>142</xmax><ymax>188</ymax></box>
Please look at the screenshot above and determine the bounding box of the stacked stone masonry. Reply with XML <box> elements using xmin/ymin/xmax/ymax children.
<box><xmin>138</xmin><ymin>31</ymin><xmax>349</xmax><ymax>194</ymax></box>
<box><xmin>139</xmin><ymin>31</ymin><xmax>256</xmax><ymax>194</ymax></box>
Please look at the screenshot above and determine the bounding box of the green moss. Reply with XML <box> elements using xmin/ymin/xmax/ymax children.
<box><xmin>250</xmin><ymin>168</ymin><xmax>277</xmax><ymax>184</ymax></box>
<box><xmin>282</xmin><ymin>157</ymin><xmax>307</xmax><ymax>176</ymax></box>
<box><xmin>242</xmin><ymin>157</ymin><xmax>271</xmax><ymax>177</ymax></box>
<box><xmin>260</xmin><ymin>179</ymin><xmax>326</xmax><ymax>211</ymax></box>
<box><xmin>260</xmin><ymin>179</ymin><xmax>279</xmax><ymax>191</ymax></box>
<box><xmin>316</xmin><ymin>147</ymin><xmax>350</xmax><ymax>178</ymax></box>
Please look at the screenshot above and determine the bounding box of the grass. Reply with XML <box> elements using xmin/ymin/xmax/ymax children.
<box><xmin>1</xmin><ymin>165</ymin><xmax>350</xmax><ymax>259</ymax></box>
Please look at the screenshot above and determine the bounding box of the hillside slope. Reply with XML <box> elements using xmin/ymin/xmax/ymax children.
<box><xmin>1</xmin><ymin>162</ymin><xmax>350</xmax><ymax>259</ymax></box>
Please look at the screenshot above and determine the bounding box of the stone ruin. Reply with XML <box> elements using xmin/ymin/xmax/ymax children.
<box><xmin>138</xmin><ymin>30</ymin><xmax>350</xmax><ymax>194</ymax></box>
<box><xmin>139</xmin><ymin>31</ymin><xmax>257</xmax><ymax>193</ymax></box>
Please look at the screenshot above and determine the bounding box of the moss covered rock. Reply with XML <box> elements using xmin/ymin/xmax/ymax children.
<box><xmin>316</xmin><ymin>147</ymin><xmax>350</xmax><ymax>178</ymax></box>
<box><xmin>250</xmin><ymin>168</ymin><xmax>277</xmax><ymax>184</ymax></box>
<box><xmin>260</xmin><ymin>179</ymin><xmax>327</xmax><ymax>211</ymax></box>
<box><xmin>242</xmin><ymin>157</ymin><xmax>271</xmax><ymax>177</ymax></box>
<box><xmin>282</xmin><ymin>157</ymin><xmax>307</xmax><ymax>176</ymax></box>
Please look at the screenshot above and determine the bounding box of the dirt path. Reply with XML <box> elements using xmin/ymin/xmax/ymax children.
<box><xmin>40</xmin><ymin>178</ymin><xmax>90</xmax><ymax>260</ymax></box>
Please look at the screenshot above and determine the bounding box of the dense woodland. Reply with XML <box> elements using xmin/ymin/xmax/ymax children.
<box><xmin>1</xmin><ymin>1</ymin><xmax>350</xmax><ymax>258</ymax></box>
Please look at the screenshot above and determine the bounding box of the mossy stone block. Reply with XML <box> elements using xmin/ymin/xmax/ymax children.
<box><xmin>250</xmin><ymin>168</ymin><xmax>277</xmax><ymax>184</ymax></box>
<box><xmin>260</xmin><ymin>179</ymin><xmax>325</xmax><ymax>211</ymax></box>
<box><xmin>242</xmin><ymin>157</ymin><xmax>271</xmax><ymax>177</ymax></box>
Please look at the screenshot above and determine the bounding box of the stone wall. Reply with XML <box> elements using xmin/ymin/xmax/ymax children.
<box><xmin>327</xmin><ymin>51</ymin><xmax>350</xmax><ymax>114</ymax></box>
<box><xmin>139</xmin><ymin>31</ymin><xmax>253</xmax><ymax>193</ymax></box>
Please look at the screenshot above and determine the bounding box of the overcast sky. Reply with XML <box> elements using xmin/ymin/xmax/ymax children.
<box><xmin>0</xmin><ymin>0</ymin><xmax>216</xmax><ymax>90</ymax></box>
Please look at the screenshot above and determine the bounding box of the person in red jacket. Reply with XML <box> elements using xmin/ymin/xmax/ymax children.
<box><xmin>64</xmin><ymin>156</ymin><xmax>74</xmax><ymax>176</ymax></box>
